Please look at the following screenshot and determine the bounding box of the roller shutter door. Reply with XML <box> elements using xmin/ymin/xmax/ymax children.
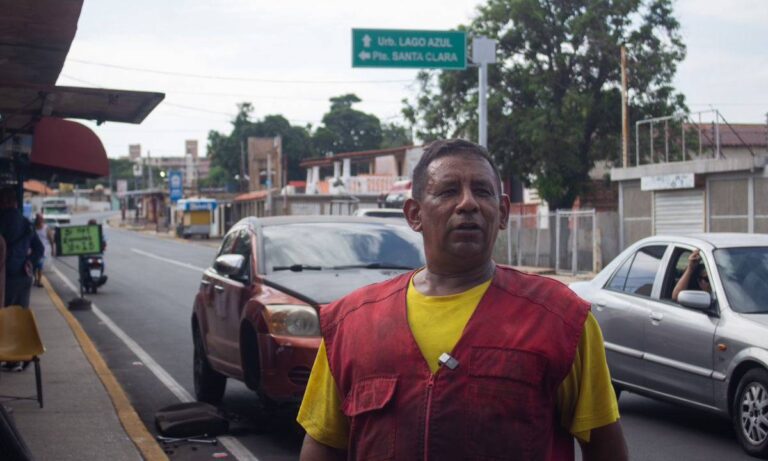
<box><xmin>654</xmin><ymin>190</ymin><xmax>704</xmax><ymax>235</ymax></box>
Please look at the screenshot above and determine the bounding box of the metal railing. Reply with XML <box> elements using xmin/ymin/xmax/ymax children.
<box><xmin>496</xmin><ymin>209</ymin><xmax>597</xmax><ymax>275</ymax></box>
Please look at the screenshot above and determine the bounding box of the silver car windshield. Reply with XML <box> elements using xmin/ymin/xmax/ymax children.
<box><xmin>262</xmin><ymin>222</ymin><xmax>425</xmax><ymax>273</ymax></box>
<box><xmin>714</xmin><ymin>247</ymin><xmax>768</xmax><ymax>314</ymax></box>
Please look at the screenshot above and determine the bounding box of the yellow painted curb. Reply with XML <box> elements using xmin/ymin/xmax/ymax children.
<box><xmin>41</xmin><ymin>275</ymin><xmax>169</xmax><ymax>461</ymax></box>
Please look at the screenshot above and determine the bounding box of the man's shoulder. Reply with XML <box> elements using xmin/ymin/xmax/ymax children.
<box><xmin>493</xmin><ymin>265</ymin><xmax>590</xmax><ymax>323</ymax></box>
<box><xmin>320</xmin><ymin>271</ymin><xmax>412</xmax><ymax>332</ymax></box>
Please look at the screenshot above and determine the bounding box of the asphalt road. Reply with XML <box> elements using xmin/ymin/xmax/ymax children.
<box><xmin>44</xmin><ymin>212</ymin><xmax>757</xmax><ymax>461</ymax></box>
<box><xmin>46</xmin><ymin>213</ymin><xmax>302</xmax><ymax>460</ymax></box>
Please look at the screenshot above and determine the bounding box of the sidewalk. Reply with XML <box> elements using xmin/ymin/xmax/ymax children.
<box><xmin>0</xmin><ymin>278</ymin><xmax>166</xmax><ymax>460</ymax></box>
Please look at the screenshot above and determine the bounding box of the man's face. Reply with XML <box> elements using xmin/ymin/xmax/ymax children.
<box><xmin>404</xmin><ymin>153</ymin><xmax>510</xmax><ymax>272</ymax></box>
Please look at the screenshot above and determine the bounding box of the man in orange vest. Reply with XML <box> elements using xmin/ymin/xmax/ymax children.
<box><xmin>298</xmin><ymin>139</ymin><xmax>628</xmax><ymax>460</ymax></box>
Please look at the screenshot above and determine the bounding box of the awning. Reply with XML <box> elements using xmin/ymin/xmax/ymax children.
<box><xmin>29</xmin><ymin>117</ymin><xmax>108</xmax><ymax>179</ymax></box>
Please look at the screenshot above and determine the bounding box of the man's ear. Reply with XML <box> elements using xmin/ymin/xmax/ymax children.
<box><xmin>498</xmin><ymin>194</ymin><xmax>511</xmax><ymax>230</ymax></box>
<box><xmin>403</xmin><ymin>198</ymin><xmax>422</xmax><ymax>232</ymax></box>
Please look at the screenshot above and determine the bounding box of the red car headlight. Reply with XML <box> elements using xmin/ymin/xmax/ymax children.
<box><xmin>262</xmin><ymin>305</ymin><xmax>320</xmax><ymax>337</ymax></box>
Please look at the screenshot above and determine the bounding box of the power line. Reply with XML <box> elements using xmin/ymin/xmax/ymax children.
<box><xmin>68</xmin><ymin>58</ymin><xmax>415</xmax><ymax>84</ymax></box>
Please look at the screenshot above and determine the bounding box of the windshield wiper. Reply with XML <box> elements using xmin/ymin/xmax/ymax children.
<box><xmin>273</xmin><ymin>264</ymin><xmax>322</xmax><ymax>272</ymax></box>
<box><xmin>331</xmin><ymin>263</ymin><xmax>415</xmax><ymax>270</ymax></box>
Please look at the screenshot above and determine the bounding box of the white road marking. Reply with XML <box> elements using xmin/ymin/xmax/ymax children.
<box><xmin>49</xmin><ymin>263</ymin><xmax>258</xmax><ymax>461</ymax></box>
<box><xmin>130</xmin><ymin>248</ymin><xmax>207</xmax><ymax>272</ymax></box>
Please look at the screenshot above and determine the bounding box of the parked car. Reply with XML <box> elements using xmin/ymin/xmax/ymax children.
<box><xmin>353</xmin><ymin>208</ymin><xmax>405</xmax><ymax>219</ymax></box>
<box><xmin>191</xmin><ymin>216</ymin><xmax>425</xmax><ymax>408</ymax></box>
<box><xmin>569</xmin><ymin>233</ymin><xmax>768</xmax><ymax>458</ymax></box>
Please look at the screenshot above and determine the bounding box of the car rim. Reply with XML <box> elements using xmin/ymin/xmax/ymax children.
<box><xmin>741</xmin><ymin>381</ymin><xmax>768</xmax><ymax>445</ymax></box>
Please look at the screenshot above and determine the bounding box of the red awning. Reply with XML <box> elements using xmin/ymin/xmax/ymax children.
<box><xmin>29</xmin><ymin>117</ymin><xmax>108</xmax><ymax>179</ymax></box>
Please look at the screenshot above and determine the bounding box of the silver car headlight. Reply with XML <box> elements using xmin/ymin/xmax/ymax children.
<box><xmin>263</xmin><ymin>304</ymin><xmax>320</xmax><ymax>337</ymax></box>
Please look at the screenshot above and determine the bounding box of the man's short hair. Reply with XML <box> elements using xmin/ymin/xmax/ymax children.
<box><xmin>411</xmin><ymin>139</ymin><xmax>501</xmax><ymax>201</ymax></box>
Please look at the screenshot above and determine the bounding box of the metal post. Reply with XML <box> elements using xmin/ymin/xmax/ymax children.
<box><xmin>682</xmin><ymin>118</ymin><xmax>686</xmax><ymax>161</ymax></box>
<box><xmin>240</xmin><ymin>140</ymin><xmax>246</xmax><ymax>192</ymax></box>
<box><xmin>650</xmin><ymin>121</ymin><xmax>654</xmax><ymax>163</ymax></box>
<box><xmin>478</xmin><ymin>61</ymin><xmax>488</xmax><ymax>147</ymax></box>
<box><xmin>698</xmin><ymin>112</ymin><xmax>703</xmax><ymax>158</ymax></box>
<box><xmin>635</xmin><ymin>122</ymin><xmax>640</xmax><ymax>166</ymax></box>
<box><xmin>506</xmin><ymin>217</ymin><xmax>512</xmax><ymax>266</ymax></box>
<box><xmin>572</xmin><ymin>213</ymin><xmax>579</xmax><ymax>276</ymax></box>
<box><xmin>621</xmin><ymin>46</ymin><xmax>629</xmax><ymax>168</ymax></box>
<box><xmin>592</xmin><ymin>210</ymin><xmax>597</xmax><ymax>273</ymax></box>
<box><xmin>715</xmin><ymin>111</ymin><xmax>721</xmax><ymax>159</ymax></box>
<box><xmin>516</xmin><ymin>215</ymin><xmax>522</xmax><ymax>267</ymax></box>
<box><xmin>555</xmin><ymin>211</ymin><xmax>561</xmax><ymax>274</ymax></box>
<box><xmin>664</xmin><ymin>120</ymin><xmax>669</xmax><ymax>162</ymax></box>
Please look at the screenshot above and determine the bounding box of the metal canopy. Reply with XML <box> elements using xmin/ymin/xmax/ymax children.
<box><xmin>0</xmin><ymin>82</ymin><xmax>165</xmax><ymax>134</ymax></box>
<box><xmin>0</xmin><ymin>0</ymin><xmax>165</xmax><ymax>136</ymax></box>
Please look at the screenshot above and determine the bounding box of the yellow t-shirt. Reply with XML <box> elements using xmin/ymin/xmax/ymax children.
<box><xmin>297</xmin><ymin>277</ymin><xmax>619</xmax><ymax>449</ymax></box>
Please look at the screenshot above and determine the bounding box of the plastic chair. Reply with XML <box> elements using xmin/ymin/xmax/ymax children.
<box><xmin>0</xmin><ymin>306</ymin><xmax>45</xmax><ymax>408</ymax></box>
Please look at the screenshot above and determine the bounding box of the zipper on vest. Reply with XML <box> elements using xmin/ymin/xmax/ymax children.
<box><xmin>423</xmin><ymin>373</ymin><xmax>436</xmax><ymax>461</ymax></box>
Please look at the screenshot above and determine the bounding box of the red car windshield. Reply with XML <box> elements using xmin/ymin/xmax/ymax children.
<box><xmin>262</xmin><ymin>222</ymin><xmax>424</xmax><ymax>274</ymax></box>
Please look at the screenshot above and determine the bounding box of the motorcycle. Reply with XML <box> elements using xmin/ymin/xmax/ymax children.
<box><xmin>78</xmin><ymin>254</ymin><xmax>107</xmax><ymax>296</ymax></box>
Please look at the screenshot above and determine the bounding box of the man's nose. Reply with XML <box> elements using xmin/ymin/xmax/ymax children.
<box><xmin>456</xmin><ymin>186</ymin><xmax>479</xmax><ymax>212</ymax></box>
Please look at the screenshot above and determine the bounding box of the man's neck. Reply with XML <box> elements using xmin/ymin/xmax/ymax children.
<box><xmin>413</xmin><ymin>260</ymin><xmax>495</xmax><ymax>296</ymax></box>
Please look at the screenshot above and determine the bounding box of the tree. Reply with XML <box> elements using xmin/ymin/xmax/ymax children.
<box><xmin>312</xmin><ymin>94</ymin><xmax>383</xmax><ymax>155</ymax></box>
<box><xmin>207</xmin><ymin>103</ymin><xmax>316</xmax><ymax>189</ymax></box>
<box><xmin>381</xmin><ymin>122</ymin><xmax>413</xmax><ymax>149</ymax></box>
<box><xmin>404</xmin><ymin>0</ymin><xmax>686</xmax><ymax>209</ymax></box>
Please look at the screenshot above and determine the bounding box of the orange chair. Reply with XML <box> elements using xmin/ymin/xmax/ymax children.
<box><xmin>0</xmin><ymin>306</ymin><xmax>45</xmax><ymax>408</ymax></box>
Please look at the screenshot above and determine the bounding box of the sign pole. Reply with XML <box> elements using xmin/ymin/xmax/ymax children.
<box><xmin>472</xmin><ymin>36</ymin><xmax>496</xmax><ymax>148</ymax></box>
<box><xmin>479</xmin><ymin>61</ymin><xmax>488</xmax><ymax>147</ymax></box>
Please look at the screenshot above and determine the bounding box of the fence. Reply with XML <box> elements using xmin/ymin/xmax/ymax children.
<box><xmin>494</xmin><ymin>209</ymin><xmax>618</xmax><ymax>275</ymax></box>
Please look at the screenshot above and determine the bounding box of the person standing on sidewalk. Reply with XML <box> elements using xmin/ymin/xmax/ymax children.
<box><xmin>298</xmin><ymin>139</ymin><xmax>628</xmax><ymax>460</ymax></box>
<box><xmin>33</xmin><ymin>213</ymin><xmax>54</xmax><ymax>287</ymax></box>
<box><xmin>0</xmin><ymin>187</ymin><xmax>41</xmax><ymax>308</ymax></box>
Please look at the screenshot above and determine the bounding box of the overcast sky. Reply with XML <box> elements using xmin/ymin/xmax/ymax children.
<box><xmin>58</xmin><ymin>0</ymin><xmax>768</xmax><ymax>159</ymax></box>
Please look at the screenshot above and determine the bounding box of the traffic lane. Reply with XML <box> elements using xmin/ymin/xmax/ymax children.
<box><xmin>49</xmin><ymin>227</ymin><xmax>214</xmax><ymax>395</ymax></box>
<box><xmin>46</xmin><ymin>229</ymin><xmax>304</xmax><ymax>459</ymax></box>
<box><xmin>574</xmin><ymin>392</ymin><xmax>753</xmax><ymax>461</ymax></box>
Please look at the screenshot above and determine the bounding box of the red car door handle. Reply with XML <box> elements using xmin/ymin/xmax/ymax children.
<box><xmin>214</xmin><ymin>285</ymin><xmax>225</xmax><ymax>293</ymax></box>
<box><xmin>200</xmin><ymin>280</ymin><xmax>211</xmax><ymax>286</ymax></box>
<box><xmin>649</xmin><ymin>312</ymin><xmax>664</xmax><ymax>322</ymax></box>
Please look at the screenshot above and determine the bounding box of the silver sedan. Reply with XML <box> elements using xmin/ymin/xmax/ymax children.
<box><xmin>570</xmin><ymin>233</ymin><xmax>768</xmax><ymax>459</ymax></box>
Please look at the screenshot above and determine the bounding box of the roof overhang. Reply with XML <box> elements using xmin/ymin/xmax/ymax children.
<box><xmin>0</xmin><ymin>82</ymin><xmax>165</xmax><ymax>135</ymax></box>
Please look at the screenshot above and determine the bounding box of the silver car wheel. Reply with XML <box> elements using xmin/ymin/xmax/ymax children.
<box><xmin>740</xmin><ymin>381</ymin><xmax>768</xmax><ymax>445</ymax></box>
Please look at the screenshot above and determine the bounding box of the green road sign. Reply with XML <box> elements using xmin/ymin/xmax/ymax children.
<box><xmin>352</xmin><ymin>29</ymin><xmax>466</xmax><ymax>69</ymax></box>
<box><xmin>55</xmin><ymin>224</ymin><xmax>103</xmax><ymax>256</ymax></box>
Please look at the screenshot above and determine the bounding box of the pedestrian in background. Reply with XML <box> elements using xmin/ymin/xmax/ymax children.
<box><xmin>0</xmin><ymin>187</ymin><xmax>41</xmax><ymax>308</ymax></box>
<box><xmin>33</xmin><ymin>213</ymin><xmax>54</xmax><ymax>287</ymax></box>
<box><xmin>298</xmin><ymin>139</ymin><xmax>628</xmax><ymax>461</ymax></box>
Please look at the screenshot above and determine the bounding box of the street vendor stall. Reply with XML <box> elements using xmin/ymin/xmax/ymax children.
<box><xmin>176</xmin><ymin>198</ymin><xmax>217</xmax><ymax>239</ymax></box>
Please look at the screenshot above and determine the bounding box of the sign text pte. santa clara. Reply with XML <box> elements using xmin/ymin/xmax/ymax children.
<box><xmin>352</xmin><ymin>29</ymin><xmax>466</xmax><ymax>69</ymax></box>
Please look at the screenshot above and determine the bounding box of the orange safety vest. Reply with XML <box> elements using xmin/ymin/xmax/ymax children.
<box><xmin>321</xmin><ymin>265</ymin><xmax>590</xmax><ymax>461</ymax></box>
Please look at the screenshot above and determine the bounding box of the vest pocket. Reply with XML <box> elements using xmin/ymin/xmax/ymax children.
<box><xmin>465</xmin><ymin>348</ymin><xmax>549</xmax><ymax>460</ymax></box>
<box><xmin>342</xmin><ymin>376</ymin><xmax>398</xmax><ymax>460</ymax></box>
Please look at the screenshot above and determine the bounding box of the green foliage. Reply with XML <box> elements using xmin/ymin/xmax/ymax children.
<box><xmin>208</xmin><ymin>97</ymin><xmax>414</xmax><ymax>187</ymax></box>
<box><xmin>381</xmin><ymin>122</ymin><xmax>413</xmax><ymax>149</ymax></box>
<box><xmin>312</xmin><ymin>94</ymin><xmax>383</xmax><ymax>155</ymax></box>
<box><xmin>403</xmin><ymin>0</ymin><xmax>687</xmax><ymax>209</ymax></box>
<box><xmin>207</xmin><ymin>103</ymin><xmax>317</xmax><ymax>185</ymax></box>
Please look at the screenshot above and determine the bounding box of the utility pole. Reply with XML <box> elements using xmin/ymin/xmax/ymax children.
<box><xmin>621</xmin><ymin>46</ymin><xmax>630</xmax><ymax>168</ymax></box>
<box><xmin>472</xmin><ymin>36</ymin><xmax>497</xmax><ymax>148</ymax></box>
<box><xmin>147</xmin><ymin>150</ymin><xmax>154</xmax><ymax>190</ymax></box>
<box><xmin>240</xmin><ymin>140</ymin><xmax>246</xmax><ymax>192</ymax></box>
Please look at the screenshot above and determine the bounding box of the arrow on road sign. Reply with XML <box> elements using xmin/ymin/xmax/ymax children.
<box><xmin>362</xmin><ymin>34</ymin><xmax>372</xmax><ymax>47</ymax></box>
<box><xmin>358</xmin><ymin>51</ymin><xmax>371</xmax><ymax>61</ymax></box>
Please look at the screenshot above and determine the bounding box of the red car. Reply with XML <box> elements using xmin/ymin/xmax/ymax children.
<box><xmin>191</xmin><ymin>216</ymin><xmax>424</xmax><ymax>407</ymax></box>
